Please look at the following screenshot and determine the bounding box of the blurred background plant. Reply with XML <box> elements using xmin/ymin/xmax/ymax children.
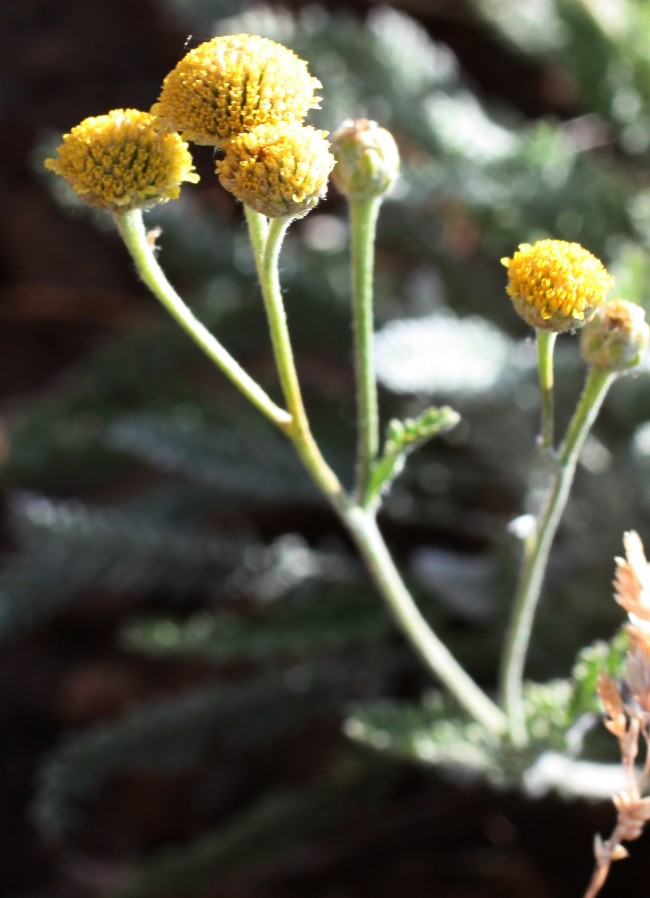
<box><xmin>5</xmin><ymin>0</ymin><xmax>650</xmax><ymax>896</ymax></box>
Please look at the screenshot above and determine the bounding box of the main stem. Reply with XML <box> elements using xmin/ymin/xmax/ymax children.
<box><xmin>345</xmin><ymin>506</ymin><xmax>508</xmax><ymax>735</ymax></box>
<box><xmin>252</xmin><ymin>215</ymin><xmax>505</xmax><ymax>735</ymax></box>
<box><xmin>116</xmin><ymin>204</ymin><xmax>505</xmax><ymax>736</ymax></box>
<box><xmin>499</xmin><ymin>367</ymin><xmax>616</xmax><ymax>746</ymax></box>
<box><xmin>349</xmin><ymin>196</ymin><xmax>382</xmax><ymax>505</ymax></box>
<box><xmin>114</xmin><ymin>210</ymin><xmax>291</xmax><ymax>431</ymax></box>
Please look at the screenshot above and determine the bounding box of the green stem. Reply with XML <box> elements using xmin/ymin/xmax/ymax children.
<box><xmin>244</xmin><ymin>207</ymin><xmax>269</xmax><ymax>280</ymax></box>
<box><xmin>114</xmin><ymin>209</ymin><xmax>291</xmax><ymax>431</ymax></box>
<box><xmin>344</xmin><ymin>507</ymin><xmax>508</xmax><ymax>736</ymax></box>
<box><xmin>249</xmin><ymin>215</ymin><xmax>504</xmax><ymax>732</ymax></box>
<box><xmin>536</xmin><ymin>329</ymin><xmax>558</xmax><ymax>452</ymax></box>
<box><xmin>499</xmin><ymin>367</ymin><xmax>616</xmax><ymax>746</ymax></box>
<box><xmin>258</xmin><ymin>217</ymin><xmax>345</xmax><ymax>502</ymax></box>
<box><xmin>349</xmin><ymin>196</ymin><xmax>382</xmax><ymax>506</ymax></box>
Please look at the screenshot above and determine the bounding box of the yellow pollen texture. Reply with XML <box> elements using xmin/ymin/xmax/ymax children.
<box><xmin>501</xmin><ymin>239</ymin><xmax>613</xmax><ymax>332</ymax></box>
<box><xmin>152</xmin><ymin>34</ymin><xmax>322</xmax><ymax>148</ymax></box>
<box><xmin>44</xmin><ymin>109</ymin><xmax>198</xmax><ymax>213</ymax></box>
<box><xmin>216</xmin><ymin>123</ymin><xmax>335</xmax><ymax>219</ymax></box>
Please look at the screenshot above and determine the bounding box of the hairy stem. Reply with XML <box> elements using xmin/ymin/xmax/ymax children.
<box><xmin>536</xmin><ymin>329</ymin><xmax>558</xmax><ymax>453</ymax></box>
<box><xmin>114</xmin><ymin>209</ymin><xmax>291</xmax><ymax>430</ymax></box>
<box><xmin>249</xmin><ymin>214</ymin><xmax>505</xmax><ymax>734</ymax></box>
<box><xmin>349</xmin><ymin>196</ymin><xmax>382</xmax><ymax>505</ymax></box>
<box><xmin>344</xmin><ymin>507</ymin><xmax>508</xmax><ymax>735</ymax></box>
<box><xmin>258</xmin><ymin>217</ymin><xmax>346</xmax><ymax>501</ymax></box>
<box><xmin>499</xmin><ymin>367</ymin><xmax>616</xmax><ymax>746</ymax></box>
<box><xmin>244</xmin><ymin>206</ymin><xmax>269</xmax><ymax>279</ymax></box>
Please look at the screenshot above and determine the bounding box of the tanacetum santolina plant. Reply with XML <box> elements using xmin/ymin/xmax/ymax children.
<box><xmin>152</xmin><ymin>34</ymin><xmax>322</xmax><ymax>148</ymax></box>
<box><xmin>43</xmin><ymin>30</ymin><xmax>650</xmax><ymax>897</ymax></box>
<box><xmin>502</xmin><ymin>239</ymin><xmax>613</xmax><ymax>332</ymax></box>
<box><xmin>44</xmin><ymin>109</ymin><xmax>198</xmax><ymax>213</ymax></box>
<box><xmin>216</xmin><ymin>123</ymin><xmax>335</xmax><ymax>219</ymax></box>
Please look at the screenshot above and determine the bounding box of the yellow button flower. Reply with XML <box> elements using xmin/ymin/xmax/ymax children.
<box><xmin>501</xmin><ymin>239</ymin><xmax>613</xmax><ymax>332</ymax></box>
<box><xmin>44</xmin><ymin>109</ymin><xmax>199</xmax><ymax>213</ymax></box>
<box><xmin>152</xmin><ymin>34</ymin><xmax>322</xmax><ymax>148</ymax></box>
<box><xmin>216</xmin><ymin>123</ymin><xmax>335</xmax><ymax>219</ymax></box>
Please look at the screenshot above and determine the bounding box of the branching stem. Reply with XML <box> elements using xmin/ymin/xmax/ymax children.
<box><xmin>249</xmin><ymin>214</ymin><xmax>506</xmax><ymax>736</ymax></box>
<box><xmin>115</xmin><ymin>209</ymin><xmax>291</xmax><ymax>431</ymax></box>
<box><xmin>499</xmin><ymin>367</ymin><xmax>616</xmax><ymax>746</ymax></box>
<box><xmin>120</xmin><ymin>203</ymin><xmax>508</xmax><ymax>740</ymax></box>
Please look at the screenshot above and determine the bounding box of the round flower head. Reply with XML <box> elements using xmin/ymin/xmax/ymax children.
<box><xmin>331</xmin><ymin>119</ymin><xmax>400</xmax><ymax>200</ymax></box>
<box><xmin>580</xmin><ymin>298</ymin><xmax>649</xmax><ymax>372</ymax></box>
<box><xmin>216</xmin><ymin>122</ymin><xmax>335</xmax><ymax>219</ymax></box>
<box><xmin>44</xmin><ymin>109</ymin><xmax>199</xmax><ymax>213</ymax></box>
<box><xmin>501</xmin><ymin>239</ymin><xmax>613</xmax><ymax>332</ymax></box>
<box><xmin>152</xmin><ymin>34</ymin><xmax>322</xmax><ymax>148</ymax></box>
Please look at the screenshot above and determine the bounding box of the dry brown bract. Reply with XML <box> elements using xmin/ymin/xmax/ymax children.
<box><xmin>583</xmin><ymin>531</ymin><xmax>650</xmax><ymax>898</ymax></box>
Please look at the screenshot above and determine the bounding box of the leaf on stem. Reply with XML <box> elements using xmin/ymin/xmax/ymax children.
<box><xmin>568</xmin><ymin>630</ymin><xmax>628</xmax><ymax>720</ymax></box>
<box><xmin>368</xmin><ymin>405</ymin><xmax>459</xmax><ymax>502</ymax></box>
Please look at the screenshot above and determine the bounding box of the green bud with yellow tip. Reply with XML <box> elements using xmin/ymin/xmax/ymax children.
<box><xmin>331</xmin><ymin>119</ymin><xmax>399</xmax><ymax>201</ymax></box>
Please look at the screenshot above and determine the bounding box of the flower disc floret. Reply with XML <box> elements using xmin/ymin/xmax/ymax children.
<box><xmin>44</xmin><ymin>109</ymin><xmax>198</xmax><ymax>213</ymax></box>
<box><xmin>152</xmin><ymin>34</ymin><xmax>322</xmax><ymax>148</ymax></box>
<box><xmin>501</xmin><ymin>239</ymin><xmax>613</xmax><ymax>332</ymax></box>
<box><xmin>216</xmin><ymin>123</ymin><xmax>335</xmax><ymax>219</ymax></box>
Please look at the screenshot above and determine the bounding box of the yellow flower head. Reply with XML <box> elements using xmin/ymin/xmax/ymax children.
<box><xmin>216</xmin><ymin>122</ymin><xmax>335</xmax><ymax>219</ymax></box>
<box><xmin>501</xmin><ymin>239</ymin><xmax>613</xmax><ymax>332</ymax></box>
<box><xmin>152</xmin><ymin>34</ymin><xmax>322</xmax><ymax>148</ymax></box>
<box><xmin>44</xmin><ymin>108</ymin><xmax>199</xmax><ymax>213</ymax></box>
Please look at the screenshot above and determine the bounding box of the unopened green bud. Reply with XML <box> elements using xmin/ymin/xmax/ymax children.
<box><xmin>331</xmin><ymin>119</ymin><xmax>399</xmax><ymax>201</ymax></box>
<box><xmin>580</xmin><ymin>298</ymin><xmax>649</xmax><ymax>372</ymax></box>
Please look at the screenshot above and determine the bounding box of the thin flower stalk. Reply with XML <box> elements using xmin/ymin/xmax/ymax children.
<box><xmin>536</xmin><ymin>328</ymin><xmax>557</xmax><ymax>453</ymax></box>
<box><xmin>330</xmin><ymin>120</ymin><xmax>400</xmax><ymax>507</ymax></box>
<box><xmin>255</xmin><ymin>216</ymin><xmax>346</xmax><ymax>502</ymax></box>
<box><xmin>114</xmin><ymin>209</ymin><xmax>291</xmax><ymax>431</ymax></box>
<box><xmin>349</xmin><ymin>195</ymin><xmax>382</xmax><ymax>506</ymax></box>
<box><xmin>500</xmin><ymin>367</ymin><xmax>616</xmax><ymax>746</ymax></box>
<box><xmin>244</xmin><ymin>206</ymin><xmax>269</xmax><ymax>273</ymax></box>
